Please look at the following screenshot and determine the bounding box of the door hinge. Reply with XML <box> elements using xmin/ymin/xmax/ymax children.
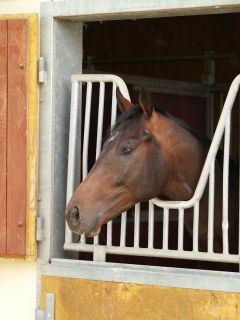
<box><xmin>38</xmin><ymin>57</ymin><xmax>47</xmax><ymax>83</ymax></box>
<box><xmin>36</xmin><ymin>216</ymin><xmax>45</xmax><ymax>242</ymax></box>
<box><xmin>35</xmin><ymin>293</ymin><xmax>54</xmax><ymax>320</ymax></box>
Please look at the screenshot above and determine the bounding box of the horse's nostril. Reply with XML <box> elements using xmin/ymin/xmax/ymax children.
<box><xmin>69</xmin><ymin>206</ymin><xmax>81</xmax><ymax>226</ymax></box>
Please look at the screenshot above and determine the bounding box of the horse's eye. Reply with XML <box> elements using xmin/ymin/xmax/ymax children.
<box><xmin>121</xmin><ymin>146</ymin><xmax>133</xmax><ymax>155</ymax></box>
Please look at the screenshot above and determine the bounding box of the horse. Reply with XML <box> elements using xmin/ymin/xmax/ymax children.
<box><xmin>66</xmin><ymin>88</ymin><xmax>238</xmax><ymax>254</ymax></box>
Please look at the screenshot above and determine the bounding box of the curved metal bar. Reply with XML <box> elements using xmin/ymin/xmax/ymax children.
<box><xmin>153</xmin><ymin>74</ymin><xmax>240</xmax><ymax>210</ymax></box>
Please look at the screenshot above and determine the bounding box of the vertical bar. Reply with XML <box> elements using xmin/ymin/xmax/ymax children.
<box><xmin>222</xmin><ymin>114</ymin><xmax>231</xmax><ymax>254</ymax></box>
<box><xmin>134</xmin><ymin>203</ymin><xmax>140</xmax><ymax>248</ymax></box>
<box><xmin>106</xmin><ymin>84</ymin><xmax>117</xmax><ymax>248</ymax></box>
<box><xmin>193</xmin><ymin>201</ymin><xmax>199</xmax><ymax>252</ymax></box>
<box><xmin>94</xmin><ymin>235</ymin><xmax>99</xmax><ymax>245</ymax></box>
<box><xmin>0</xmin><ymin>21</ymin><xmax>7</xmax><ymax>255</ymax></box>
<box><xmin>208</xmin><ymin>160</ymin><xmax>215</xmax><ymax>253</ymax></box>
<box><xmin>81</xmin><ymin>234</ymin><xmax>86</xmax><ymax>244</ymax></box>
<box><xmin>65</xmin><ymin>80</ymin><xmax>79</xmax><ymax>244</ymax></box>
<box><xmin>120</xmin><ymin>211</ymin><xmax>127</xmax><ymax>247</ymax></box>
<box><xmin>75</xmin><ymin>82</ymin><xmax>82</xmax><ymax>188</ymax></box>
<box><xmin>93</xmin><ymin>246</ymin><xmax>106</xmax><ymax>262</ymax></box>
<box><xmin>219</xmin><ymin>92</ymin><xmax>225</xmax><ymax>151</ymax></box>
<box><xmin>238</xmin><ymin>96</ymin><xmax>240</xmax><ymax>270</ymax></box>
<box><xmin>111</xmin><ymin>83</ymin><xmax>117</xmax><ymax>126</ymax></box>
<box><xmin>7</xmin><ymin>20</ymin><xmax>28</xmax><ymax>255</ymax></box>
<box><xmin>82</xmin><ymin>82</ymin><xmax>92</xmax><ymax>179</ymax></box>
<box><xmin>178</xmin><ymin>208</ymin><xmax>184</xmax><ymax>251</ymax></box>
<box><xmin>81</xmin><ymin>82</ymin><xmax>92</xmax><ymax>246</ymax></box>
<box><xmin>92</xmin><ymin>82</ymin><xmax>105</xmax><ymax>246</ymax></box>
<box><xmin>162</xmin><ymin>208</ymin><xmax>169</xmax><ymax>250</ymax></box>
<box><xmin>148</xmin><ymin>201</ymin><xmax>154</xmax><ymax>249</ymax></box>
<box><xmin>107</xmin><ymin>221</ymin><xmax>112</xmax><ymax>246</ymax></box>
<box><xmin>95</xmin><ymin>82</ymin><xmax>105</xmax><ymax>159</ymax></box>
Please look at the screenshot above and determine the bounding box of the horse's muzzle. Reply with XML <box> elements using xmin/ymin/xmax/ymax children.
<box><xmin>66</xmin><ymin>206</ymin><xmax>83</xmax><ymax>234</ymax></box>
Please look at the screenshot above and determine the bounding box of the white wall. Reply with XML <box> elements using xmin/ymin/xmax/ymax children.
<box><xmin>0</xmin><ymin>1</ymin><xmax>39</xmax><ymax>13</ymax></box>
<box><xmin>0</xmin><ymin>260</ymin><xmax>36</xmax><ymax>320</ymax></box>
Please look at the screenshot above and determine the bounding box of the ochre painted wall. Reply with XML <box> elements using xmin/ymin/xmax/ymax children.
<box><xmin>41</xmin><ymin>276</ymin><xmax>240</xmax><ymax>320</ymax></box>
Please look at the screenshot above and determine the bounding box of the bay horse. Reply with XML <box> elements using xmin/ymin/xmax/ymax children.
<box><xmin>66</xmin><ymin>88</ymin><xmax>238</xmax><ymax>254</ymax></box>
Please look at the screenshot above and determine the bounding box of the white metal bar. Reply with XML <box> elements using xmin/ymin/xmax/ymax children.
<box><xmin>75</xmin><ymin>83</ymin><xmax>82</xmax><ymax>187</ymax></box>
<box><xmin>239</xmin><ymin>96</ymin><xmax>240</xmax><ymax>265</ymax></box>
<box><xmin>111</xmin><ymin>83</ymin><xmax>117</xmax><ymax>126</ymax></box>
<box><xmin>208</xmin><ymin>160</ymin><xmax>215</xmax><ymax>253</ymax></box>
<box><xmin>82</xmin><ymin>82</ymin><xmax>92</xmax><ymax>179</ymax></box>
<box><xmin>162</xmin><ymin>208</ymin><xmax>169</xmax><ymax>250</ymax></box>
<box><xmin>71</xmin><ymin>74</ymin><xmax>130</xmax><ymax>101</ymax></box>
<box><xmin>95</xmin><ymin>82</ymin><xmax>105</xmax><ymax>159</ymax></box>
<box><xmin>222</xmin><ymin>113</ymin><xmax>231</xmax><ymax>254</ymax></box>
<box><xmin>45</xmin><ymin>258</ymin><xmax>240</xmax><ymax>293</ymax></box>
<box><xmin>148</xmin><ymin>201</ymin><xmax>154</xmax><ymax>249</ymax></box>
<box><xmin>153</xmin><ymin>75</ymin><xmax>240</xmax><ymax>209</ymax></box>
<box><xmin>81</xmin><ymin>234</ymin><xmax>86</xmax><ymax>244</ymax></box>
<box><xmin>93</xmin><ymin>246</ymin><xmax>106</xmax><ymax>262</ymax></box>
<box><xmin>65</xmin><ymin>80</ymin><xmax>79</xmax><ymax>244</ymax></box>
<box><xmin>193</xmin><ymin>202</ymin><xmax>199</xmax><ymax>252</ymax></box>
<box><xmin>64</xmin><ymin>243</ymin><xmax>237</xmax><ymax>264</ymax></box>
<box><xmin>107</xmin><ymin>221</ymin><xmax>113</xmax><ymax>246</ymax></box>
<box><xmin>120</xmin><ymin>212</ymin><xmax>127</xmax><ymax>247</ymax></box>
<box><xmin>94</xmin><ymin>235</ymin><xmax>99</xmax><ymax>245</ymax></box>
<box><xmin>134</xmin><ymin>203</ymin><xmax>140</xmax><ymax>248</ymax></box>
<box><xmin>178</xmin><ymin>208</ymin><xmax>184</xmax><ymax>251</ymax></box>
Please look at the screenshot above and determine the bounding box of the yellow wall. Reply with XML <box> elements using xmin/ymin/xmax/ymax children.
<box><xmin>0</xmin><ymin>260</ymin><xmax>36</xmax><ymax>320</ymax></box>
<box><xmin>41</xmin><ymin>276</ymin><xmax>240</xmax><ymax>320</ymax></box>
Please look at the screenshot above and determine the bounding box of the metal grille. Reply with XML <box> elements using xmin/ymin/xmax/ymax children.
<box><xmin>64</xmin><ymin>74</ymin><xmax>240</xmax><ymax>265</ymax></box>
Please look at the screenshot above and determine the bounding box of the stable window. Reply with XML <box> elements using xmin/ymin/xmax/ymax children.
<box><xmin>62</xmin><ymin>16</ymin><xmax>240</xmax><ymax>273</ymax></box>
<box><xmin>38</xmin><ymin>6</ymin><xmax>240</xmax><ymax>295</ymax></box>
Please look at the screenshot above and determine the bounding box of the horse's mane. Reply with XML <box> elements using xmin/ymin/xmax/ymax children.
<box><xmin>112</xmin><ymin>105</ymin><xmax>210</xmax><ymax>147</ymax></box>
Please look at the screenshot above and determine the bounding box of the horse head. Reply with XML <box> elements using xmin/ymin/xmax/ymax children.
<box><xmin>66</xmin><ymin>89</ymin><xmax>170</xmax><ymax>237</ymax></box>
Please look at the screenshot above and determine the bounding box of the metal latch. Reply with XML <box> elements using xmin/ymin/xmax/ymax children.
<box><xmin>35</xmin><ymin>293</ymin><xmax>54</xmax><ymax>320</ymax></box>
<box><xmin>36</xmin><ymin>216</ymin><xmax>45</xmax><ymax>242</ymax></box>
<box><xmin>38</xmin><ymin>57</ymin><xmax>47</xmax><ymax>83</ymax></box>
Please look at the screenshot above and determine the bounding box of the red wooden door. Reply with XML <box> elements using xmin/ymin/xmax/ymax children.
<box><xmin>0</xmin><ymin>20</ymin><xmax>7</xmax><ymax>255</ymax></box>
<box><xmin>0</xmin><ymin>19</ymin><xmax>28</xmax><ymax>256</ymax></box>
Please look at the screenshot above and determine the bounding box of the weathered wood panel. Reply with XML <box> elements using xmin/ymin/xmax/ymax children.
<box><xmin>0</xmin><ymin>20</ymin><xmax>7</xmax><ymax>255</ymax></box>
<box><xmin>7</xmin><ymin>19</ymin><xmax>28</xmax><ymax>256</ymax></box>
<box><xmin>41</xmin><ymin>276</ymin><xmax>240</xmax><ymax>320</ymax></box>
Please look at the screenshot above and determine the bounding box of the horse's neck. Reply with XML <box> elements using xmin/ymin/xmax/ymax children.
<box><xmin>154</xmin><ymin>114</ymin><xmax>207</xmax><ymax>201</ymax></box>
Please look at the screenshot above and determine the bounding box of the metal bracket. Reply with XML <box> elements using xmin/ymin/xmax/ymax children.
<box><xmin>38</xmin><ymin>57</ymin><xmax>47</xmax><ymax>83</ymax></box>
<box><xmin>36</xmin><ymin>216</ymin><xmax>45</xmax><ymax>242</ymax></box>
<box><xmin>35</xmin><ymin>293</ymin><xmax>54</xmax><ymax>320</ymax></box>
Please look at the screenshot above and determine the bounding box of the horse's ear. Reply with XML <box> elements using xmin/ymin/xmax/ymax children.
<box><xmin>116</xmin><ymin>88</ymin><xmax>134</xmax><ymax>112</ymax></box>
<box><xmin>139</xmin><ymin>87</ymin><xmax>153</xmax><ymax>119</ymax></box>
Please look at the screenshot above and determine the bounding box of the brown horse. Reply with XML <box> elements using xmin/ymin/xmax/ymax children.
<box><xmin>66</xmin><ymin>89</ymin><xmax>238</xmax><ymax>253</ymax></box>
